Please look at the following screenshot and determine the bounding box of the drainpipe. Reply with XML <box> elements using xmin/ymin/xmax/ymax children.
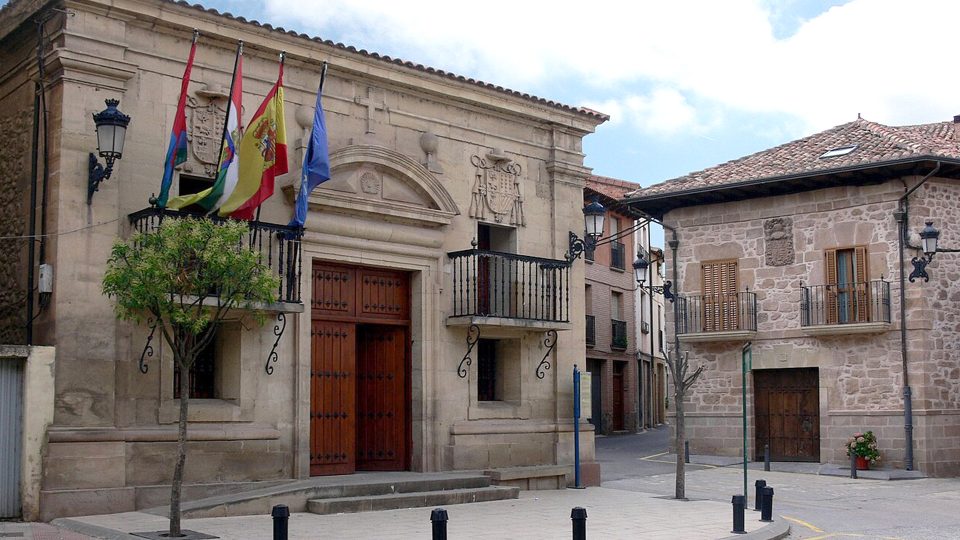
<box><xmin>894</xmin><ymin>161</ymin><xmax>941</xmax><ymax>471</ymax></box>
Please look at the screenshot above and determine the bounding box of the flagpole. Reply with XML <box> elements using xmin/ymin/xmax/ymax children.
<box><xmin>213</xmin><ymin>40</ymin><xmax>242</xmax><ymax>180</ymax></box>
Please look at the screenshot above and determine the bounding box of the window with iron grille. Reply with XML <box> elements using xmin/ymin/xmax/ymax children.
<box><xmin>477</xmin><ymin>339</ymin><xmax>497</xmax><ymax>401</ymax></box>
<box><xmin>173</xmin><ymin>328</ymin><xmax>218</xmax><ymax>399</ymax></box>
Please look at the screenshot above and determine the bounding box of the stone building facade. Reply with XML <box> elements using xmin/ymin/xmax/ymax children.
<box><xmin>0</xmin><ymin>0</ymin><xmax>606</xmax><ymax>520</ymax></box>
<box><xmin>626</xmin><ymin>117</ymin><xmax>960</xmax><ymax>476</ymax></box>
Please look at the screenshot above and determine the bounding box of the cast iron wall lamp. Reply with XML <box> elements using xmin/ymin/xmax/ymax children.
<box><xmin>88</xmin><ymin>98</ymin><xmax>131</xmax><ymax>204</ymax></box>
<box><xmin>908</xmin><ymin>221</ymin><xmax>940</xmax><ymax>282</ymax></box>
<box><xmin>566</xmin><ymin>196</ymin><xmax>606</xmax><ymax>261</ymax></box>
<box><xmin>632</xmin><ymin>251</ymin><xmax>675</xmax><ymax>302</ymax></box>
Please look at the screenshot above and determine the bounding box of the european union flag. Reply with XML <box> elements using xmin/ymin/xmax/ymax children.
<box><xmin>289</xmin><ymin>65</ymin><xmax>330</xmax><ymax>229</ymax></box>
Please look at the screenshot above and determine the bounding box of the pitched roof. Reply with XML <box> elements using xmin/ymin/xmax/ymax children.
<box><xmin>626</xmin><ymin>117</ymin><xmax>960</xmax><ymax>205</ymax></box>
<box><xmin>586</xmin><ymin>175</ymin><xmax>643</xmax><ymax>219</ymax></box>
<box><xmin>586</xmin><ymin>175</ymin><xmax>640</xmax><ymax>199</ymax></box>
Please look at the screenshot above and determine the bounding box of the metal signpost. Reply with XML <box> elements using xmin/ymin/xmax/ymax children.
<box><xmin>741</xmin><ymin>342</ymin><xmax>752</xmax><ymax>499</ymax></box>
<box><xmin>573</xmin><ymin>365</ymin><xmax>585</xmax><ymax>488</ymax></box>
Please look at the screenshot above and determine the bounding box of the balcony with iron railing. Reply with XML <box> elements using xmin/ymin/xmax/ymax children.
<box><xmin>586</xmin><ymin>315</ymin><xmax>596</xmax><ymax>347</ymax></box>
<box><xmin>128</xmin><ymin>207</ymin><xmax>304</xmax><ymax>309</ymax></box>
<box><xmin>447</xmin><ymin>247</ymin><xmax>572</xmax><ymax>330</ymax></box>
<box><xmin>800</xmin><ymin>280</ymin><xmax>891</xmax><ymax>335</ymax></box>
<box><xmin>677</xmin><ymin>291</ymin><xmax>757</xmax><ymax>342</ymax></box>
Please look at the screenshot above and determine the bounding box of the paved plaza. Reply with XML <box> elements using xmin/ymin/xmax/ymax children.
<box><xmin>6</xmin><ymin>428</ymin><xmax>960</xmax><ymax>539</ymax></box>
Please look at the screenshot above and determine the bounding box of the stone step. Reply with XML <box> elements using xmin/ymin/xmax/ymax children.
<box><xmin>307</xmin><ymin>486</ymin><xmax>520</xmax><ymax>515</ymax></box>
<box><xmin>169</xmin><ymin>473</ymin><xmax>494</xmax><ymax>519</ymax></box>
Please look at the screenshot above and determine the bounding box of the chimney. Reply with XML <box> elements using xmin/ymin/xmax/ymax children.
<box><xmin>953</xmin><ymin>115</ymin><xmax>960</xmax><ymax>124</ymax></box>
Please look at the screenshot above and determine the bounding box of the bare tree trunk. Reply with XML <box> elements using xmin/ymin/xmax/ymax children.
<box><xmin>169</xmin><ymin>359</ymin><xmax>190</xmax><ymax>537</ymax></box>
<box><xmin>674</xmin><ymin>380</ymin><xmax>686</xmax><ymax>500</ymax></box>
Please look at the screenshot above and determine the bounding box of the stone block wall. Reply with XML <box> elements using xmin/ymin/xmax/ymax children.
<box><xmin>663</xmin><ymin>177</ymin><xmax>958</xmax><ymax>474</ymax></box>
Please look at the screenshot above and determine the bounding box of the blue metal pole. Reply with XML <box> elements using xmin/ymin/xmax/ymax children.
<box><xmin>574</xmin><ymin>365</ymin><xmax>581</xmax><ymax>488</ymax></box>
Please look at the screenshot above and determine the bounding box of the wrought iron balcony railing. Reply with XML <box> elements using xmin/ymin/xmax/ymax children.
<box><xmin>448</xmin><ymin>248</ymin><xmax>572</xmax><ymax>323</ymax></box>
<box><xmin>586</xmin><ymin>315</ymin><xmax>596</xmax><ymax>347</ymax></box>
<box><xmin>610</xmin><ymin>241</ymin><xmax>625</xmax><ymax>270</ymax></box>
<box><xmin>611</xmin><ymin>318</ymin><xmax>628</xmax><ymax>350</ymax></box>
<box><xmin>801</xmin><ymin>280</ymin><xmax>890</xmax><ymax>326</ymax></box>
<box><xmin>677</xmin><ymin>291</ymin><xmax>757</xmax><ymax>334</ymax></box>
<box><xmin>128</xmin><ymin>207</ymin><xmax>303</xmax><ymax>304</ymax></box>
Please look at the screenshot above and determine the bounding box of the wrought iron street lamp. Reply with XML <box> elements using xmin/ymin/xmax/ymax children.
<box><xmin>566</xmin><ymin>197</ymin><xmax>606</xmax><ymax>261</ymax></box>
<box><xmin>88</xmin><ymin>98</ymin><xmax>131</xmax><ymax>204</ymax></box>
<box><xmin>909</xmin><ymin>220</ymin><xmax>940</xmax><ymax>282</ymax></box>
<box><xmin>632</xmin><ymin>251</ymin><xmax>675</xmax><ymax>302</ymax></box>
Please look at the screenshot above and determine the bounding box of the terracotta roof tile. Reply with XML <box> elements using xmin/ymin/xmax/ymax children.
<box><xmin>586</xmin><ymin>175</ymin><xmax>641</xmax><ymax>200</ymax></box>
<box><xmin>627</xmin><ymin>117</ymin><xmax>960</xmax><ymax>199</ymax></box>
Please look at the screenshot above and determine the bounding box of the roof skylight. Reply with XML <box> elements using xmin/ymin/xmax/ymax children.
<box><xmin>819</xmin><ymin>145</ymin><xmax>858</xmax><ymax>159</ymax></box>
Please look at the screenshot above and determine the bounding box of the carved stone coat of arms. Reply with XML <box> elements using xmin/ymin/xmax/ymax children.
<box><xmin>469</xmin><ymin>150</ymin><xmax>525</xmax><ymax>226</ymax></box>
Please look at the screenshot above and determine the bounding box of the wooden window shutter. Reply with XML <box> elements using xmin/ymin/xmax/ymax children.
<box><xmin>825</xmin><ymin>249</ymin><xmax>838</xmax><ymax>324</ymax></box>
<box><xmin>854</xmin><ymin>246</ymin><xmax>869</xmax><ymax>322</ymax></box>
<box><xmin>701</xmin><ymin>260</ymin><xmax>738</xmax><ymax>331</ymax></box>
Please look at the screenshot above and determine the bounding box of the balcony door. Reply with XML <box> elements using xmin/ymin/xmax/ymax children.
<box><xmin>477</xmin><ymin>223</ymin><xmax>516</xmax><ymax>317</ymax></box>
<box><xmin>825</xmin><ymin>247</ymin><xmax>868</xmax><ymax>324</ymax></box>
<box><xmin>701</xmin><ymin>260</ymin><xmax>739</xmax><ymax>331</ymax></box>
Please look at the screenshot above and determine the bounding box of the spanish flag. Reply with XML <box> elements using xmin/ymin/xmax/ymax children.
<box><xmin>219</xmin><ymin>56</ymin><xmax>287</xmax><ymax>220</ymax></box>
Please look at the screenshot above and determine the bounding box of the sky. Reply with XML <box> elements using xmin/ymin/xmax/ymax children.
<box><xmin>181</xmin><ymin>0</ymin><xmax>960</xmax><ymax>189</ymax></box>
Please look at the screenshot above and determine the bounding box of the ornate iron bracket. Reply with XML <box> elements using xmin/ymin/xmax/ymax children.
<box><xmin>646</xmin><ymin>280</ymin><xmax>676</xmax><ymax>303</ymax></box>
<box><xmin>265</xmin><ymin>312</ymin><xmax>287</xmax><ymax>375</ymax></box>
<box><xmin>536</xmin><ymin>329</ymin><xmax>558</xmax><ymax>379</ymax></box>
<box><xmin>909</xmin><ymin>255</ymin><xmax>933</xmax><ymax>283</ymax></box>
<box><xmin>566</xmin><ymin>231</ymin><xmax>598</xmax><ymax>262</ymax></box>
<box><xmin>458</xmin><ymin>324</ymin><xmax>480</xmax><ymax>378</ymax></box>
<box><xmin>139</xmin><ymin>318</ymin><xmax>157</xmax><ymax>374</ymax></box>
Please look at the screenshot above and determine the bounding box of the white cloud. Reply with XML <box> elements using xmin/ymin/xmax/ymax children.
<box><xmin>585</xmin><ymin>89</ymin><xmax>703</xmax><ymax>136</ymax></box>
<box><xmin>263</xmin><ymin>0</ymin><xmax>960</xmax><ymax>135</ymax></box>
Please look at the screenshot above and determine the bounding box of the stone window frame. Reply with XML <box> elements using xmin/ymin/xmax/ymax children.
<box><xmin>158</xmin><ymin>320</ymin><xmax>253</xmax><ymax>423</ymax></box>
<box><xmin>823</xmin><ymin>245</ymin><xmax>869</xmax><ymax>324</ymax></box>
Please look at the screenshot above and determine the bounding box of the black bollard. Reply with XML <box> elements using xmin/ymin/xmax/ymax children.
<box><xmin>850</xmin><ymin>452</ymin><xmax>857</xmax><ymax>479</ymax></box>
<box><xmin>760</xmin><ymin>486</ymin><xmax>774</xmax><ymax>522</ymax></box>
<box><xmin>684</xmin><ymin>441</ymin><xmax>690</xmax><ymax>464</ymax></box>
<box><xmin>271</xmin><ymin>504</ymin><xmax>289</xmax><ymax>540</ymax></box>
<box><xmin>571</xmin><ymin>506</ymin><xmax>587</xmax><ymax>540</ymax></box>
<box><xmin>753</xmin><ymin>479</ymin><xmax>766</xmax><ymax>511</ymax></box>
<box><xmin>430</xmin><ymin>508</ymin><xmax>448</xmax><ymax>540</ymax></box>
<box><xmin>764</xmin><ymin>444</ymin><xmax>770</xmax><ymax>471</ymax></box>
<box><xmin>731</xmin><ymin>495</ymin><xmax>746</xmax><ymax>534</ymax></box>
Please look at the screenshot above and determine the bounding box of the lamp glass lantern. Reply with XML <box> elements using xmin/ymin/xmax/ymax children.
<box><xmin>920</xmin><ymin>220</ymin><xmax>940</xmax><ymax>257</ymax></box>
<box><xmin>583</xmin><ymin>198</ymin><xmax>605</xmax><ymax>240</ymax></box>
<box><xmin>633</xmin><ymin>252</ymin><xmax>648</xmax><ymax>284</ymax></box>
<box><xmin>93</xmin><ymin>98</ymin><xmax>131</xmax><ymax>163</ymax></box>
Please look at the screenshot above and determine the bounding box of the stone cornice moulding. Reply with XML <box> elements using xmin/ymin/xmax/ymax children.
<box><xmin>47</xmin><ymin>49</ymin><xmax>138</xmax><ymax>92</ymax></box>
<box><xmin>67</xmin><ymin>0</ymin><xmax>604</xmax><ymax>132</ymax></box>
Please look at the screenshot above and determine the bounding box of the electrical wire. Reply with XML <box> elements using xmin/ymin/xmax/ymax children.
<box><xmin>0</xmin><ymin>218</ymin><xmax>120</xmax><ymax>241</ymax></box>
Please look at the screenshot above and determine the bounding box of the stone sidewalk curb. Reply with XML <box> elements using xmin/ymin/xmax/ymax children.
<box><xmin>51</xmin><ymin>518</ymin><xmax>143</xmax><ymax>540</ymax></box>
<box><xmin>718</xmin><ymin>518</ymin><xmax>790</xmax><ymax>540</ymax></box>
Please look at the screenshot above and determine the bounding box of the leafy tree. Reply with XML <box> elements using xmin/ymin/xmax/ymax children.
<box><xmin>103</xmin><ymin>218</ymin><xmax>279</xmax><ymax>537</ymax></box>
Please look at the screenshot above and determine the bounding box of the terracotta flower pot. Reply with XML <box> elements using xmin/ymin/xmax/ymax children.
<box><xmin>855</xmin><ymin>456</ymin><xmax>869</xmax><ymax>470</ymax></box>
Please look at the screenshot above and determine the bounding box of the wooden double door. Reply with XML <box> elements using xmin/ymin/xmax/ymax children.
<box><xmin>310</xmin><ymin>262</ymin><xmax>411</xmax><ymax>476</ymax></box>
<box><xmin>754</xmin><ymin>368</ymin><xmax>820</xmax><ymax>462</ymax></box>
